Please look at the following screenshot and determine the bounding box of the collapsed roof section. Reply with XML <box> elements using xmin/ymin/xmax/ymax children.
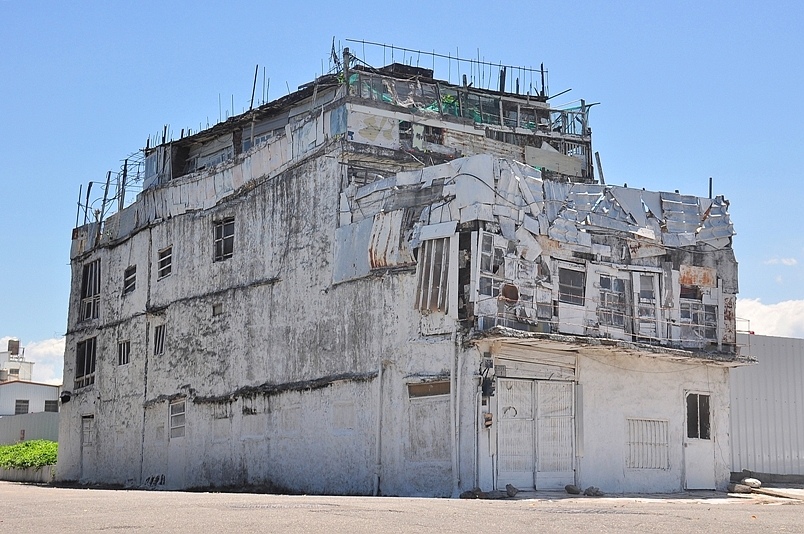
<box><xmin>335</xmin><ymin>154</ymin><xmax>738</xmax><ymax>355</ymax></box>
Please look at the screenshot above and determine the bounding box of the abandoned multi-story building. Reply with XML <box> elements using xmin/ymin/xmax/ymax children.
<box><xmin>57</xmin><ymin>46</ymin><xmax>747</xmax><ymax>496</ymax></box>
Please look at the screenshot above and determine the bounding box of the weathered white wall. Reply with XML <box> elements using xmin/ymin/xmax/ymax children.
<box><xmin>577</xmin><ymin>353</ymin><xmax>731</xmax><ymax>492</ymax></box>
<box><xmin>731</xmin><ymin>333</ymin><xmax>804</xmax><ymax>475</ymax></box>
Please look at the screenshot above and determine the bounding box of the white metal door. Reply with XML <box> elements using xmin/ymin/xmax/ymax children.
<box><xmin>80</xmin><ymin>415</ymin><xmax>95</xmax><ymax>482</ymax></box>
<box><xmin>497</xmin><ymin>378</ymin><xmax>535</xmax><ymax>489</ymax></box>
<box><xmin>684</xmin><ymin>392</ymin><xmax>715</xmax><ymax>489</ymax></box>
<box><xmin>497</xmin><ymin>379</ymin><xmax>575</xmax><ymax>490</ymax></box>
<box><xmin>535</xmin><ymin>381</ymin><xmax>575</xmax><ymax>489</ymax></box>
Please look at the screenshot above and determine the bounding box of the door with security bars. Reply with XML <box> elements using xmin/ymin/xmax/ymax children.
<box><xmin>497</xmin><ymin>378</ymin><xmax>575</xmax><ymax>490</ymax></box>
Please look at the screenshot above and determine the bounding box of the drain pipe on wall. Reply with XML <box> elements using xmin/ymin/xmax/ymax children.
<box><xmin>373</xmin><ymin>359</ymin><xmax>386</xmax><ymax>496</ymax></box>
<box><xmin>451</xmin><ymin>331</ymin><xmax>461</xmax><ymax>497</ymax></box>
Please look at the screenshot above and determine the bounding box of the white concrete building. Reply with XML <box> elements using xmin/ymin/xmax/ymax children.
<box><xmin>57</xmin><ymin>48</ymin><xmax>748</xmax><ymax>495</ymax></box>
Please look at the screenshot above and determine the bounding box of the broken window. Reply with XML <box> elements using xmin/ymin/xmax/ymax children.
<box><xmin>598</xmin><ymin>274</ymin><xmax>626</xmax><ymax>327</ymax></box>
<box><xmin>118</xmin><ymin>340</ymin><xmax>130</xmax><ymax>366</ymax></box>
<box><xmin>680</xmin><ymin>285</ymin><xmax>717</xmax><ymax>342</ymax></box>
<box><xmin>478</xmin><ymin>233</ymin><xmax>506</xmax><ymax>298</ymax></box>
<box><xmin>415</xmin><ymin>238</ymin><xmax>450</xmax><ymax>312</ymax></box>
<box><xmin>170</xmin><ymin>398</ymin><xmax>186</xmax><ymax>439</ymax></box>
<box><xmin>157</xmin><ymin>246</ymin><xmax>172</xmax><ymax>279</ymax></box>
<box><xmin>75</xmin><ymin>337</ymin><xmax>97</xmax><ymax>389</ymax></box>
<box><xmin>80</xmin><ymin>259</ymin><xmax>101</xmax><ymax>321</ymax></box>
<box><xmin>153</xmin><ymin>325</ymin><xmax>166</xmax><ymax>356</ymax></box>
<box><xmin>14</xmin><ymin>399</ymin><xmax>29</xmax><ymax>415</ymax></box>
<box><xmin>214</xmin><ymin>218</ymin><xmax>235</xmax><ymax>262</ymax></box>
<box><xmin>44</xmin><ymin>400</ymin><xmax>59</xmax><ymax>413</ymax></box>
<box><xmin>558</xmin><ymin>268</ymin><xmax>585</xmax><ymax>306</ymax></box>
<box><xmin>626</xmin><ymin>418</ymin><xmax>669</xmax><ymax>469</ymax></box>
<box><xmin>123</xmin><ymin>265</ymin><xmax>136</xmax><ymax>295</ymax></box>
<box><xmin>635</xmin><ymin>274</ymin><xmax>658</xmax><ymax>339</ymax></box>
<box><xmin>686</xmin><ymin>393</ymin><xmax>711</xmax><ymax>440</ymax></box>
<box><xmin>82</xmin><ymin>415</ymin><xmax>94</xmax><ymax>446</ymax></box>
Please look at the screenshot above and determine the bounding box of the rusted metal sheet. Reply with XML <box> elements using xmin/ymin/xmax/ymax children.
<box><xmin>627</xmin><ymin>239</ymin><xmax>666</xmax><ymax>259</ymax></box>
<box><xmin>679</xmin><ymin>265</ymin><xmax>717</xmax><ymax>288</ymax></box>
<box><xmin>368</xmin><ymin>210</ymin><xmax>414</xmax><ymax>268</ymax></box>
<box><xmin>722</xmin><ymin>296</ymin><xmax>736</xmax><ymax>344</ymax></box>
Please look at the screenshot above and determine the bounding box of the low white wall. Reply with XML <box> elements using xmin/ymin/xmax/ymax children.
<box><xmin>0</xmin><ymin>465</ymin><xmax>54</xmax><ymax>483</ymax></box>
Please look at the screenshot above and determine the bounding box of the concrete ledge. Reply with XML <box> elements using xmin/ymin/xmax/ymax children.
<box><xmin>0</xmin><ymin>466</ymin><xmax>55</xmax><ymax>483</ymax></box>
<box><xmin>731</xmin><ymin>470</ymin><xmax>804</xmax><ymax>485</ymax></box>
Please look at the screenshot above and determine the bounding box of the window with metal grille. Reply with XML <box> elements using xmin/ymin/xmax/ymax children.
<box><xmin>558</xmin><ymin>267</ymin><xmax>585</xmax><ymax>306</ymax></box>
<box><xmin>213</xmin><ymin>218</ymin><xmax>235</xmax><ymax>261</ymax></box>
<box><xmin>170</xmin><ymin>398</ymin><xmax>186</xmax><ymax>438</ymax></box>
<box><xmin>415</xmin><ymin>237</ymin><xmax>449</xmax><ymax>312</ymax></box>
<box><xmin>686</xmin><ymin>393</ymin><xmax>711</xmax><ymax>440</ymax></box>
<box><xmin>123</xmin><ymin>265</ymin><xmax>136</xmax><ymax>295</ymax></box>
<box><xmin>82</xmin><ymin>415</ymin><xmax>94</xmax><ymax>445</ymax></box>
<box><xmin>626</xmin><ymin>418</ymin><xmax>669</xmax><ymax>469</ymax></box>
<box><xmin>118</xmin><ymin>340</ymin><xmax>130</xmax><ymax>365</ymax></box>
<box><xmin>153</xmin><ymin>325</ymin><xmax>166</xmax><ymax>355</ymax></box>
<box><xmin>598</xmin><ymin>274</ymin><xmax>626</xmax><ymax>327</ymax></box>
<box><xmin>75</xmin><ymin>337</ymin><xmax>97</xmax><ymax>389</ymax></box>
<box><xmin>80</xmin><ymin>259</ymin><xmax>101</xmax><ymax>320</ymax></box>
<box><xmin>44</xmin><ymin>400</ymin><xmax>59</xmax><ymax>413</ymax></box>
<box><xmin>157</xmin><ymin>246</ymin><xmax>172</xmax><ymax>279</ymax></box>
<box><xmin>14</xmin><ymin>400</ymin><xmax>29</xmax><ymax>415</ymax></box>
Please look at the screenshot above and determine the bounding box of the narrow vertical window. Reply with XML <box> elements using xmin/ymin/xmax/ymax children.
<box><xmin>153</xmin><ymin>325</ymin><xmax>166</xmax><ymax>355</ymax></box>
<box><xmin>118</xmin><ymin>340</ymin><xmax>130</xmax><ymax>365</ymax></box>
<box><xmin>415</xmin><ymin>237</ymin><xmax>450</xmax><ymax>312</ymax></box>
<box><xmin>686</xmin><ymin>393</ymin><xmax>711</xmax><ymax>440</ymax></box>
<box><xmin>170</xmin><ymin>398</ymin><xmax>186</xmax><ymax>438</ymax></box>
<box><xmin>75</xmin><ymin>337</ymin><xmax>97</xmax><ymax>389</ymax></box>
<box><xmin>598</xmin><ymin>274</ymin><xmax>626</xmax><ymax>327</ymax></box>
<box><xmin>213</xmin><ymin>218</ymin><xmax>235</xmax><ymax>261</ymax></box>
<box><xmin>80</xmin><ymin>259</ymin><xmax>101</xmax><ymax>320</ymax></box>
<box><xmin>123</xmin><ymin>265</ymin><xmax>136</xmax><ymax>295</ymax></box>
<box><xmin>157</xmin><ymin>247</ymin><xmax>172</xmax><ymax>279</ymax></box>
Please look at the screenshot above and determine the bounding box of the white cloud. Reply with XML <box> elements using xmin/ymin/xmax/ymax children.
<box><xmin>0</xmin><ymin>336</ymin><xmax>64</xmax><ymax>385</ymax></box>
<box><xmin>736</xmin><ymin>299</ymin><xmax>804</xmax><ymax>339</ymax></box>
<box><xmin>763</xmin><ymin>258</ymin><xmax>798</xmax><ymax>266</ymax></box>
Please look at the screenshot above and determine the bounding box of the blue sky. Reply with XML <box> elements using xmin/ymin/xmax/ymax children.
<box><xmin>2</xmin><ymin>1</ymin><xmax>803</xmax><ymax>380</ymax></box>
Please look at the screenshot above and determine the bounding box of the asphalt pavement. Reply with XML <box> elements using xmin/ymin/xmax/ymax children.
<box><xmin>2</xmin><ymin>482</ymin><xmax>802</xmax><ymax>533</ymax></box>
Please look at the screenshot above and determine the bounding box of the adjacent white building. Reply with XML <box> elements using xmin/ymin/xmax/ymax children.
<box><xmin>57</xmin><ymin>49</ymin><xmax>749</xmax><ymax>495</ymax></box>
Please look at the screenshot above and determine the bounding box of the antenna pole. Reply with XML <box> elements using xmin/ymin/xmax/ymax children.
<box><xmin>250</xmin><ymin>64</ymin><xmax>258</xmax><ymax>111</ymax></box>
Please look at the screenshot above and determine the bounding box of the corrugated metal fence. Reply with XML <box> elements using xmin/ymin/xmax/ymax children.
<box><xmin>731</xmin><ymin>334</ymin><xmax>804</xmax><ymax>475</ymax></box>
<box><xmin>0</xmin><ymin>412</ymin><xmax>59</xmax><ymax>445</ymax></box>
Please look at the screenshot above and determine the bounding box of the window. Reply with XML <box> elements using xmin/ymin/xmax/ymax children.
<box><xmin>686</xmin><ymin>393</ymin><xmax>711</xmax><ymax>440</ymax></box>
<box><xmin>75</xmin><ymin>337</ymin><xmax>97</xmax><ymax>389</ymax></box>
<box><xmin>14</xmin><ymin>400</ymin><xmax>29</xmax><ymax>415</ymax></box>
<box><xmin>170</xmin><ymin>399</ymin><xmax>186</xmax><ymax>438</ymax></box>
<box><xmin>118</xmin><ymin>340</ymin><xmax>130</xmax><ymax>365</ymax></box>
<box><xmin>598</xmin><ymin>275</ymin><xmax>626</xmax><ymax>327</ymax></box>
<box><xmin>123</xmin><ymin>265</ymin><xmax>136</xmax><ymax>295</ymax></box>
<box><xmin>627</xmin><ymin>418</ymin><xmax>669</xmax><ymax>469</ymax></box>
<box><xmin>213</xmin><ymin>218</ymin><xmax>235</xmax><ymax>261</ymax></box>
<box><xmin>212</xmin><ymin>303</ymin><xmax>223</xmax><ymax>316</ymax></box>
<box><xmin>415</xmin><ymin>238</ymin><xmax>450</xmax><ymax>312</ymax></box>
<box><xmin>44</xmin><ymin>400</ymin><xmax>59</xmax><ymax>413</ymax></box>
<box><xmin>80</xmin><ymin>259</ymin><xmax>101</xmax><ymax>320</ymax></box>
<box><xmin>9</xmin><ymin>368</ymin><xmax>19</xmax><ymax>376</ymax></box>
<box><xmin>680</xmin><ymin>285</ymin><xmax>717</xmax><ymax>342</ymax></box>
<box><xmin>558</xmin><ymin>267</ymin><xmax>585</xmax><ymax>306</ymax></box>
<box><xmin>82</xmin><ymin>415</ymin><xmax>94</xmax><ymax>446</ymax></box>
<box><xmin>408</xmin><ymin>381</ymin><xmax>451</xmax><ymax>398</ymax></box>
<box><xmin>157</xmin><ymin>246</ymin><xmax>172</xmax><ymax>279</ymax></box>
<box><xmin>635</xmin><ymin>274</ymin><xmax>658</xmax><ymax>339</ymax></box>
<box><xmin>153</xmin><ymin>325</ymin><xmax>166</xmax><ymax>355</ymax></box>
